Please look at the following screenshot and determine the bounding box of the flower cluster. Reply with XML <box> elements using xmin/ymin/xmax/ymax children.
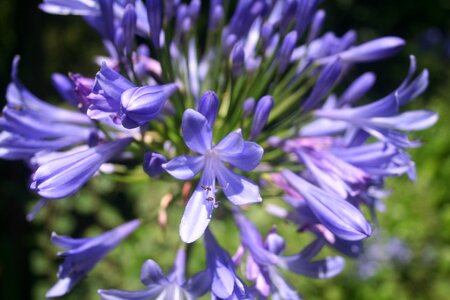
<box><xmin>1</xmin><ymin>0</ymin><xmax>437</xmax><ymax>298</ymax></box>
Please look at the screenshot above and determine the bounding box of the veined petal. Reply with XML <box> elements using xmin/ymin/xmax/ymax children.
<box><xmin>214</xmin><ymin>129</ymin><xmax>244</xmax><ymax>155</ymax></box>
<box><xmin>179</xmin><ymin>185</ymin><xmax>214</xmax><ymax>243</ymax></box>
<box><xmin>282</xmin><ymin>170</ymin><xmax>372</xmax><ymax>241</ymax></box>
<box><xmin>182</xmin><ymin>109</ymin><xmax>212</xmax><ymax>154</ymax></box>
<box><xmin>51</xmin><ymin>233</ymin><xmax>95</xmax><ymax>250</ymax></box>
<box><xmin>212</xmin><ymin>263</ymin><xmax>236</xmax><ymax>299</ymax></box>
<box><xmin>140</xmin><ymin>260</ymin><xmax>170</xmax><ymax>286</ymax></box>
<box><xmin>46</xmin><ymin>275</ymin><xmax>84</xmax><ymax>298</ymax></box>
<box><xmin>370</xmin><ymin>110</ymin><xmax>438</xmax><ymax>131</ymax></box>
<box><xmin>280</xmin><ymin>256</ymin><xmax>345</xmax><ymax>279</ymax></box>
<box><xmin>216</xmin><ymin>163</ymin><xmax>262</xmax><ymax>205</ymax></box>
<box><xmin>40</xmin><ymin>0</ymin><xmax>99</xmax><ymax>16</ymax></box>
<box><xmin>219</xmin><ymin>141</ymin><xmax>263</xmax><ymax>172</ymax></box>
<box><xmin>233</xmin><ymin>212</ymin><xmax>279</xmax><ymax>265</ymax></box>
<box><xmin>162</xmin><ymin>155</ymin><xmax>204</xmax><ymax>180</ymax></box>
<box><xmin>183</xmin><ymin>270</ymin><xmax>212</xmax><ymax>298</ymax></box>
<box><xmin>31</xmin><ymin>138</ymin><xmax>132</xmax><ymax>199</ymax></box>
<box><xmin>98</xmin><ymin>286</ymin><xmax>166</xmax><ymax>300</ymax></box>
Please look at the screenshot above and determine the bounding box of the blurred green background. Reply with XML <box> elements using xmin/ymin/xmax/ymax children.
<box><xmin>0</xmin><ymin>0</ymin><xmax>449</xmax><ymax>299</ymax></box>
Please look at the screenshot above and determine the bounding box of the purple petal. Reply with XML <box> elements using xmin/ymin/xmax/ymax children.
<box><xmin>250</xmin><ymin>96</ymin><xmax>274</xmax><ymax>140</ymax></box>
<box><xmin>94</xmin><ymin>63</ymin><xmax>134</xmax><ymax>100</ymax></box>
<box><xmin>120</xmin><ymin>84</ymin><xmax>177</xmax><ymax>129</ymax></box>
<box><xmin>212</xmin><ymin>263</ymin><xmax>236</xmax><ymax>298</ymax></box>
<box><xmin>179</xmin><ymin>184</ymin><xmax>214</xmax><ymax>243</ymax></box>
<box><xmin>98</xmin><ymin>286</ymin><xmax>165</xmax><ymax>300</ymax></box>
<box><xmin>162</xmin><ymin>155</ymin><xmax>204</xmax><ymax>180</ymax></box>
<box><xmin>183</xmin><ymin>270</ymin><xmax>212</xmax><ymax>297</ymax></box>
<box><xmin>30</xmin><ymin>138</ymin><xmax>132</xmax><ymax>199</ymax></box>
<box><xmin>265</xmin><ymin>230</ymin><xmax>286</xmax><ymax>256</ymax></box>
<box><xmin>51</xmin><ymin>232</ymin><xmax>96</xmax><ymax>249</ymax></box>
<box><xmin>282</xmin><ymin>170</ymin><xmax>372</xmax><ymax>241</ymax></box>
<box><xmin>40</xmin><ymin>0</ymin><xmax>99</xmax><ymax>16</ymax></box>
<box><xmin>140</xmin><ymin>260</ymin><xmax>170</xmax><ymax>286</ymax></box>
<box><xmin>198</xmin><ymin>91</ymin><xmax>219</xmax><ymax>128</ymax></box>
<box><xmin>280</xmin><ymin>256</ymin><xmax>345</xmax><ymax>279</ymax></box>
<box><xmin>233</xmin><ymin>212</ymin><xmax>279</xmax><ymax>265</ymax></box>
<box><xmin>371</xmin><ymin>110</ymin><xmax>438</xmax><ymax>131</ymax></box>
<box><xmin>182</xmin><ymin>109</ymin><xmax>212</xmax><ymax>154</ymax></box>
<box><xmin>216</xmin><ymin>163</ymin><xmax>262</xmax><ymax>205</ymax></box>
<box><xmin>338</xmin><ymin>72</ymin><xmax>376</xmax><ymax>106</ymax></box>
<box><xmin>214</xmin><ymin>129</ymin><xmax>244</xmax><ymax>155</ymax></box>
<box><xmin>320</xmin><ymin>36</ymin><xmax>405</xmax><ymax>63</ymax></box>
<box><xmin>302</xmin><ymin>58</ymin><xmax>342</xmax><ymax>111</ymax></box>
<box><xmin>219</xmin><ymin>141</ymin><xmax>263</xmax><ymax>172</ymax></box>
<box><xmin>46</xmin><ymin>276</ymin><xmax>84</xmax><ymax>298</ymax></box>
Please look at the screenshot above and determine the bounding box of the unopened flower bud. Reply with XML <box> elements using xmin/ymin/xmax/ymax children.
<box><xmin>250</xmin><ymin>96</ymin><xmax>274</xmax><ymax>140</ymax></box>
<box><xmin>242</xmin><ymin>98</ymin><xmax>255</xmax><ymax>117</ymax></box>
<box><xmin>143</xmin><ymin>152</ymin><xmax>167</xmax><ymax>178</ymax></box>
<box><xmin>198</xmin><ymin>91</ymin><xmax>219</xmax><ymax>128</ymax></box>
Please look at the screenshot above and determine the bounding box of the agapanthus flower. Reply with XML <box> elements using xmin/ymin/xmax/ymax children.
<box><xmin>98</xmin><ymin>248</ymin><xmax>210</xmax><ymax>300</ymax></box>
<box><xmin>233</xmin><ymin>211</ymin><xmax>345</xmax><ymax>298</ymax></box>
<box><xmin>47</xmin><ymin>219</ymin><xmax>140</xmax><ymax>298</ymax></box>
<box><xmin>163</xmin><ymin>104</ymin><xmax>263</xmax><ymax>243</ymax></box>
<box><xmin>30</xmin><ymin>137</ymin><xmax>132</xmax><ymax>199</ymax></box>
<box><xmin>281</xmin><ymin>170</ymin><xmax>372</xmax><ymax>241</ymax></box>
<box><xmin>87</xmin><ymin>63</ymin><xmax>177</xmax><ymax>129</ymax></box>
<box><xmin>204</xmin><ymin>229</ymin><xmax>250</xmax><ymax>299</ymax></box>
<box><xmin>3</xmin><ymin>0</ymin><xmax>439</xmax><ymax>298</ymax></box>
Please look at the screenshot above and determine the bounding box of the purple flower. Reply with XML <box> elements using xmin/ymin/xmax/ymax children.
<box><xmin>314</xmin><ymin>93</ymin><xmax>438</xmax><ymax>148</ymax></box>
<box><xmin>204</xmin><ymin>229</ymin><xmax>249</xmax><ymax>299</ymax></box>
<box><xmin>197</xmin><ymin>90</ymin><xmax>219</xmax><ymax>128</ymax></box>
<box><xmin>51</xmin><ymin>73</ymin><xmax>78</xmax><ymax>107</ymax></box>
<box><xmin>163</xmin><ymin>108</ymin><xmax>263</xmax><ymax>243</ymax></box>
<box><xmin>88</xmin><ymin>64</ymin><xmax>177</xmax><ymax>128</ymax></box>
<box><xmin>233</xmin><ymin>212</ymin><xmax>344</xmax><ymax>298</ymax></box>
<box><xmin>30</xmin><ymin>138</ymin><xmax>132</xmax><ymax>199</ymax></box>
<box><xmin>119</xmin><ymin>83</ymin><xmax>177</xmax><ymax>129</ymax></box>
<box><xmin>250</xmin><ymin>96</ymin><xmax>274</xmax><ymax>140</ymax></box>
<box><xmin>47</xmin><ymin>220</ymin><xmax>140</xmax><ymax>298</ymax></box>
<box><xmin>0</xmin><ymin>132</ymin><xmax>82</xmax><ymax>161</ymax></box>
<box><xmin>98</xmin><ymin>248</ymin><xmax>210</xmax><ymax>300</ymax></box>
<box><xmin>40</xmin><ymin>0</ymin><xmax>99</xmax><ymax>16</ymax></box>
<box><xmin>302</xmin><ymin>58</ymin><xmax>342</xmax><ymax>111</ymax></box>
<box><xmin>281</xmin><ymin>170</ymin><xmax>372</xmax><ymax>241</ymax></box>
<box><xmin>146</xmin><ymin>0</ymin><xmax>163</xmax><ymax>48</ymax></box>
<box><xmin>0</xmin><ymin>57</ymin><xmax>93</xmax><ymax>160</ymax></box>
<box><xmin>338</xmin><ymin>72</ymin><xmax>376</xmax><ymax>106</ymax></box>
<box><xmin>278</xmin><ymin>31</ymin><xmax>298</xmax><ymax>73</ymax></box>
<box><xmin>318</xmin><ymin>37</ymin><xmax>405</xmax><ymax>64</ymax></box>
<box><xmin>143</xmin><ymin>151</ymin><xmax>167</xmax><ymax>178</ymax></box>
<box><xmin>242</xmin><ymin>97</ymin><xmax>256</xmax><ymax>117</ymax></box>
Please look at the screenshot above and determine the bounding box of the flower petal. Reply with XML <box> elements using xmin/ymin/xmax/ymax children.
<box><xmin>140</xmin><ymin>260</ymin><xmax>169</xmax><ymax>286</ymax></box>
<box><xmin>98</xmin><ymin>286</ymin><xmax>165</xmax><ymax>300</ymax></box>
<box><xmin>182</xmin><ymin>109</ymin><xmax>212</xmax><ymax>154</ymax></box>
<box><xmin>282</xmin><ymin>170</ymin><xmax>372</xmax><ymax>241</ymax></box>
<box><xmin>179</xmin><ymin>185</ymin><xmax>214</xmax><ymax>243</ymax></box>
<box><xmin>162</xmin><ymin>155</ymin><xmax>204</xmax><ymax>180</ymax></box>
<box><xmin>219</xmin><ymin>141</ymin><xmax>263</xmax><ymax>172</ymax></box>
<box><xmin>216</xmin><ymin>163</ymin><xmax>262</xmax><ymax>205</ymax></box>
<box><xmin>214</xmin><ymin>129</ymin><xmax>244</xmax><ymax>155</ymax></box>
<box><xmin>280</xmin><ymin>256</ymin><xmax>345</xmax><ymax>279</ymax></box>
<box><xmin>183</xmin><ymin>270</ymin><xmax>212</xmax><ymax>298</ymax></box>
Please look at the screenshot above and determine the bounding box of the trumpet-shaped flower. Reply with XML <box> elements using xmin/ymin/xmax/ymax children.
<box><xmin>47</xmin><ymin>219</ymin><xmax>140</xmax><ymax>298</ymax></box>
<box><xmin>30</xmin><ymin>138</ymin><xmax>132</xmax><ymax>199</ymax></box>
<box><xmin>163</xmin><ymin>108</ymin><xmax>263</xmax><ymax>243</ymax></box>
<box><xmin>233</xmin><ymin>212</ymin><xmax>345</xmax><ymax>298</ymax></box>
<box><xmin>99</xmin><ymin>248</ymin><xmax>210</xmax><ymax>300</ymax></box>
